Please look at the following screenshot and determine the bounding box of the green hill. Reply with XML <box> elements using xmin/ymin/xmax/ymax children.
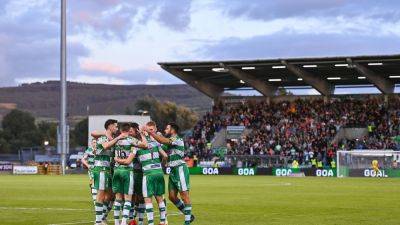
<box><xmin>0</xmin><ymin>81</ymin><xmax>211</xmax><ymax>120</ymax></box>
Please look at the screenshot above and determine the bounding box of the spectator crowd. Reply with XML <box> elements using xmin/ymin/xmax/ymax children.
<box><xmin>185</xmin><ymin>96</ymin><xmax>400</xmax><ymax>167</ymax></box>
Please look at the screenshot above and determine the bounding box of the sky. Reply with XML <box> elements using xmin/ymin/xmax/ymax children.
<box><xmin>0</xmin><ymin>0</ymin><xmax>399</xmax><ymax>89</ymax></box>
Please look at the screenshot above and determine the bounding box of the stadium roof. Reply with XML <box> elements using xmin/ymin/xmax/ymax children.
<box><xmin>158</xmin><ymin>54</ymin><xmax>400</xmax><ymax>99</ymax></box>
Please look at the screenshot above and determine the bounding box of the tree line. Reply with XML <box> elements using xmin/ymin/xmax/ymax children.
<box><xmin>0</xmin><ymin>97</ymin><xmax>198</xmax><ymax>154</ymax></box>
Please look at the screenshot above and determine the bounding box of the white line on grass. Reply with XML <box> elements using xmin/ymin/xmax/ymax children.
<box><xmin>0</xmin><ymin>206</ymin><xmax>90</xmax><ymax>211</ymax></box>
<box><xmin>268</xmin><ymin>182</ymin><xmax>292</xmax><ymax>186</ymax></box>
<box><xmin>47</xmin><ymin>212</ymin><xmax>183</xmax><ymax>225</ymax></box>
<box><xmin>0</xmin><ymin>206</ymin><xmax>183</xmax><ymax>225</ymax></box>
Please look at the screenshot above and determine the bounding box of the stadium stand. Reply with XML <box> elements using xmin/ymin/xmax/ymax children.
<box><xmin>185</xmin><ymin>96</ymin><xmax>400</xmax><ymax>167</ymax></box>
<box><xmin>159</xmin><ymin>54</ymin><xmax>400</xmax><ymax>168</ymax></box>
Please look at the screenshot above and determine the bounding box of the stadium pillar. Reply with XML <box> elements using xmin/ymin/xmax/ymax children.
<box><xmin>351</xmin><ymin>61</ymin><xmax>394</xmax><ymax>94</ymax></box>
<box><xmin>282</xmin><ymin>60</ymin><xmax>334</xmax><ymax>96</ymax></box>
<box><xmin>221</xmin><ymin>63</ymin><xmax>277</xmax><ymax>97</ymax></box>
<box><xmin>160</xmin><ymin>66</ymin><xmax>224</xmax><ymax>99</ymax></box>
<box><xmin>60</xmin><ymin>0</ymin><xmax>67</xmax><ymax>175</ymax></box>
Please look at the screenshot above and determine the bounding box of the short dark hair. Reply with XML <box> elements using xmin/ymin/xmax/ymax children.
<box><xmin>104</xmin><ymin>119</ymin><xmax>118</xmax><ymax>130</ymax></box>
<box><xmin>120</xmin><ymin>123</ymin><xmax>131</xmax><ymax>132</ymax></box>
<box><xmin>168</xmin><ymin>122</ymin><xmax>179</xmax><ymax>133</ymax></box>
<box><xmin>130</xmin><ymin>122</ymin><xmax>139</xmax><ymax>130</ymax></box>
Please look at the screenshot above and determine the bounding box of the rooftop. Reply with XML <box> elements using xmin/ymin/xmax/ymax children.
<box><xmin>159</xmin><ymin>54</ymin><xmax>400</xmax><ymax>98</ymax></box>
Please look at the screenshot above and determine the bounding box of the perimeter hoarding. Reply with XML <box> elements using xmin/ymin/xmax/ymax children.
<box><xmin>164</xmin><ymin>167</ymin><xmax>272</xmax><ymax>176</ymax></box>
<box><xmin>13</xmin><ymin>166</ymin><xmax>38</xmax><ymax>175</ymax></box>
<box><xmin>349</xmin><ymin>168</ymin><xmax>400</xmax><ymax>178</ymax></box>
<box><xmin>163</xmin><ymin>166</ymin><xmax>400</xmax><ymax>177</ymax></box>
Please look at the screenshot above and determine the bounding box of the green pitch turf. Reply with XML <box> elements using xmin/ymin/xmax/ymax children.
<box><xmin>0</xmin><ymin>175</ymin><xmax>399</xmax><ymax>225</ymax></box>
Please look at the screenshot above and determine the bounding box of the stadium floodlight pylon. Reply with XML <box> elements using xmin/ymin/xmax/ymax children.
<box><xmin>59</xmin><ymin>0</ymin><xmax>67</xmax><ymax>175</ymax></box>
<box><xmin>337</xmin><ymin>150</ymin><xmax>400</xmax><ymax>178</ymax></box>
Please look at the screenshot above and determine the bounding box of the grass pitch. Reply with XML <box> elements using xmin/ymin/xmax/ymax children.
<box><xmin>0</xmin><ymin>175</ymin><xmax>399</xmax><ymax>225</ymax></box>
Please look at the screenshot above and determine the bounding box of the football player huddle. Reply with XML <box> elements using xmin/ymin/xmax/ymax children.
<box><xmin>82</xmin><ymin>119</ymin><xmax>194</xmax><ymax>225</ymax></box>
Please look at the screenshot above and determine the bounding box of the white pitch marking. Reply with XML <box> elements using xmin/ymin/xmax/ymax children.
<box><xmin>0</xmin><ymin>206</ymin><xmax>90</xmax><ymax>211</ymax></box>
<box><xmin>47</xmin><ymin>212</ymin><xmax>183</xmax><ymax>225</ymax></box>
<box><xmin>262</xmin><ymin>182</ymin><xmax>292</xmax><ymax>186</ymax></box>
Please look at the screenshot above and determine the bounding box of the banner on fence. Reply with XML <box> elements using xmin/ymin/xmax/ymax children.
<box><xmin>13</xmin><ymin>166</ymin><xmax>38</xmax><ymax>175</ymax></box>
<box><xmin>0</xmin><ymin>164</ymin><xmax>13</xmax><ymax>171</ymax></box>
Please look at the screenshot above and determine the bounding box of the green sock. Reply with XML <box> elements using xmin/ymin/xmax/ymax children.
<box><xmin>95</xmin><ymin>202</ymin><xmax>103</xmax><ymax>223</ymax></box>
<box><xmin>113</xmin><ymin>200</ymin><xmax>122</xmax><ymax>225</ymax></box>
<box><xmin>184</xmin><ymin>203</ymin><xmax>192</xmax><ymax>225</ymax></box>
<box><xmin>145</xmin><ymin>203</ymin><xmax>154</xmax><ymax>225</ymax></box>
<box><xmin>173</xmin><ymin>199</ymin><xmax>185</xmax><ymax>213</ymax></box>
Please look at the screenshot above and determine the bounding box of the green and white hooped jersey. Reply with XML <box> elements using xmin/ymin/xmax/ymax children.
<box><xmin>94</xmin><ymin>135</ymin><xmax>113</xmax><ymax>170</ymax></box>
<box><xmin>84</xmin><ymin>147</ymin><xmax>95</xmax><ymax>166</ymax></box>
<box><xmin>163</xmin><ymin>135</ymin><xmax>186</xmax><ymax>168</ymax></box>
<box><xmin>114</xmin><ymin>136</ymin><xmax>140</xmax><ymax>169</ymax></box>
<box><xmin>137</xmin><ymin>137</ymin><xmax>163</xmax><ymax>176</ymax></box>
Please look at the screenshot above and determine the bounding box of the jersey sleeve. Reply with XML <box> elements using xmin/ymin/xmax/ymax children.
<box><xmin>96</xmin><ymin>136</ymin><xmax>107</xmax><ymax>152</ymax></box>
<box><xmin>96</xmin><ymin>136</ymin><xmax>107</xmax><ymax>145</ymax></box>
<box><xmin>129</xmin><ymin>137</ymin><xmax>142</xmax><ymax>147</ymax></box>
<box><xmin>148</xmin><ymin>141</ymin><xmax>160</xmax><ymax>149</ymax></box>
<box><xmin>170</xmin><ymin>137</ymin><xmax>184</xmax><ymax>146</ymax></box>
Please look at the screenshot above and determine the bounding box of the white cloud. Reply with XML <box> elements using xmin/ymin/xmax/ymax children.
<box><xmin>145</xmin><ymin>78</ymin><xmax>162</xmax><ymax>85</ymax></box>
<box><xmin>70</xmin><ymin>75</ymin><xmax>132</xmax><ymax>85</ymax></box>
<box><xmin>14</xmin><ymin>77</ymin><xmax>55</xmax><ymax>85</ymax></box>
<box><xmin>2</xmin><ymin>0</ymin><xmax>400</xmax><ymax>89</ymax></box>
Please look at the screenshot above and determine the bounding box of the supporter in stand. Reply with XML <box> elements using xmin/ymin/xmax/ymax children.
<box><xmin>185</xmin><ymin>96</ymin><xmax>400</xmax><ymax>167</ymax></box>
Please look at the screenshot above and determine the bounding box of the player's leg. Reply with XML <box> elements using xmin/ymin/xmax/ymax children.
<box><xmin>113</xmin><ymin>193</ymin><xmax>124</xmax><ymax>225</ymax></box>
<box><xmin>122</xmin><ymin>194</ymin><xmax>132</xmax><ymax>225</ymax></box>
<box><xmin>154</xmin><ymin>174</ymin><xmax>167</xmax><ymax>225</ymax></box>
<box><xmin>128</xmin><ymin>171</ymin><xmax>137</xmax><ymax>225</ymax></box>
<box><xmin>134</xmin><ymin>172</ymin><xmax>145</xmax><ymax>225</ymax></box>
<box><xmin>168</xmin><ymin>165</ymin><xmax>193</xmax><ymax>224</ymax></box>
<box><xmin>121</xmin><ymin>171</ymin><xmax>134</xmax><ymax>225</ymax></box>
<box><xmin>89</xmin><ymin>171</ymin><xmax>97</xmax><ymax>206</ymax></box>
<box><xmin>93</xmin><ymin>170</ymin><xmax>107</xmax><ymax>225</ymax></box>
<box><xmin>102</xmin><ymin>170</ymin><xmax>113</xmax><ymax>224</ymax></box>
<box><xmin>168</xmin><ymin>172</ymin><xmax>190</xmax><ymax>224</ymax></box>
<box><xmin>91</xmin><ymin>185</ymin><xmax>98</xmax><ymax>205</ymax></box>
<box><xmin>169</xmin><ymin>189</ymin><xmax>183</xmax><ymax>212</ymax></box>
<box><xmin>95</xmin><ymin>190</ymin><xmax>106</xmax><ymax>225</ymax></box>
<box><xmin>89</xmin><ymin>178</ymin><xmax>98</xmax><ymax>223</ymax></box>
<box><xmin>129</xmin><ymin>195</ymin><xmax>135</xmax><ymax>221</ymax></box>
<box><xmin>179</xmin><ymin>191</ymin><xmax>192</xmax><ymax>225</ymax></box>
<box><xmin>137</xmin><ymin>196</ymin><xmax>145</xmax><ymax>225</ymax></box>
<box><xmin>112</xmin><ymin>170</ymin><xmax>123</xmax><ymax>225</ymax></box>
<box><xmin>177</xmin><ymin>165</ymin><xmax>192</xmax><ymax>225</ymax></box>
<box><xmin>129</xmin><ymin>194</ymin><xmax>138</xmax><ymax>225</ymax></box>
<box><xmin>168</xmin><ymin>168</ymin><xmax>184</xmax><ymax>212</ymax></box>
<box><xmin>155</xmin><ymin>195</ymin><xmax>167</xmax><ymax>225</ymax></box>
<box><xmin>163</xmin><ymin>197</ymin><xmax>168</xmax><ymax>225</ymax></box>
<box><xmin>103</xmin><ymin>193</ymin><xmax>114</xmax><ymax>224</ymax></box>
<box><xmin>142</xmin><ymin>175</ymin><xmax>155</xmax><ymax>225</ymax></box>
<box><xmin>144</xmin><ymin>197</ymin><xmax>154</xmax><ymax>225</ymax></box>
